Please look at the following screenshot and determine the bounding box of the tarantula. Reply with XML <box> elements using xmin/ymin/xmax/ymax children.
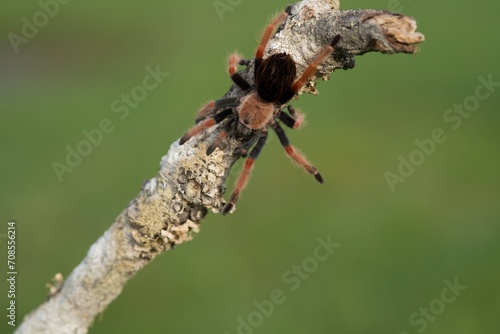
<box><xmin>179</xmin><ymin>5</ymin><xmax>341</xmax><ymax>215</ymax></box>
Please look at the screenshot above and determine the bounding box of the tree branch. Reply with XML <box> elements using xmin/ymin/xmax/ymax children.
<box><xmin>16</xmin><ymin>0</ymin><xmax>424</xmax><ymax>333</ymax></box>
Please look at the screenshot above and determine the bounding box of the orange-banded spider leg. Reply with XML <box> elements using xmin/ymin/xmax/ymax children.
<box><xmin>279</xmin><ymin>105</ymin><xmax>305</xmax><ymax>129</ymax></box>
<box><xmin>254</xmin><ymin>5</ymin><xmax>292</xmax><ymax>75</ymax></box>
<box><xmin>195</xmin><ymin>98</ymin><xmax>239</xmax><ymax>123</ymax></box>
<box><xmin>180</xmin><ymin>108</ymin><xmax>233</xmax><ymax>145</ymax></box>
<box><xmin>222</xmin><ymin>133</ymin><xmax>268</xmax><ymax>215</ymax></box>
<box><xmin>206</xmin><ymin>118</ymin><xmax>236</xmax><ymax>155</ymax></box>
<box><xmin>272</xmin><ymin>123</ymin><xmax>324</xmax><ymax>183</ymax></box>
<box><xmin>291</xmin><ymin>35</ymin><xmax>341</xmax><ymax>93</ymax></box>
<box><xmin>228</xmin><ymin>53</ymin><xmax>251</xmax><ymax>91</ymax></box>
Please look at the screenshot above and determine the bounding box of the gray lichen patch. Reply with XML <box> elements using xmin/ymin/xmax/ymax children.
<box><xmin>129</xmin><ymin>189</ymin><xmax>173</xmax><ymax>238</ymax></box>
<box><xmin>162</xmin><ymin>128</ymin><xmax>238</xmax><ymax>213</ymax></box>
<box><xmin>128</xmin><ymin>186</ymin><xmax>204</xmax><ymax>255</ymax></box>
<box><xmin>161</xmin><ymin>219</ymin><xmax>201</xmax><ymax>247</ymax></box>
<box><xmin>126</xmin><ymin>125</ymin><xmax>237</xmax><ymax>248</ymax></box>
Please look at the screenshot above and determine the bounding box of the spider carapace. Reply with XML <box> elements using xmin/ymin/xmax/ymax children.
<box><xmin>180</xmin><ymin>5</ymin><xmax>341</xmax><ymax>215</ymax></box>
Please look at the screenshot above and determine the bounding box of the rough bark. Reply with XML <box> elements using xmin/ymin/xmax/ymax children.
<box><xmin>15</xmin><ymin>0</ymin><xmax>424</xmax><ymax>333</ymax></box>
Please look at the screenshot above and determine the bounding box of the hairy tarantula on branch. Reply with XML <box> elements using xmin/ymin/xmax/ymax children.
<box><xmin>180</xmin><ymin>5</ymin><xmax>341</xmax><ymax>215</ymax></box>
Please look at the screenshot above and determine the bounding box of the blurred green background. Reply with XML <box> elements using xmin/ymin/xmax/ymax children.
<box><xmin>1</xmin><ymin>0</ymin><xmax>499</xmax><ymax>333</ymax></box>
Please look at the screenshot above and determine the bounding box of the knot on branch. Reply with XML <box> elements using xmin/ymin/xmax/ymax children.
<box><xmin>362</xmin><ymin>11</ymin><xmax>425</xmax><ymax>54</ymax></box>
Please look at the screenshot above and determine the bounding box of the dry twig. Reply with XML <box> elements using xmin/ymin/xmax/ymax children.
<box><xmin>16</xmin><ymin>1</ymin><xmax>424</xmax><ymax>333</ymax></box>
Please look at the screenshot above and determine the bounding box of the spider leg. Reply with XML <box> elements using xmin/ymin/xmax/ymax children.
<box><xmin>206</xmin><ymin>118</ymin><xmax>236</xmax><ymax>155</ymax></box>
<box><xmin>222</xmin><ymin>133</ymin><xmax>268</xmax><ymax>215</ymax></box>
<box><xmin>271</xmin><ymin>123</ymin><xmax>324</xmax><ymax>183</ymax></box>
<box><xmin>228</xmin><ymin>53</ymin><xmax>251</xmax><ymax>91</ymax></box>
<box><xmin>254</xmin><ymin>5</ymin><xmax>292</xmax><ymax>76</ymax></box>
<box><xmin>180</xmin><ymin>108</ymin><xmax>233</xmax><ymax>145</ymax></box>
<box><xmin>196</xmin><ymin>98</ymin><xmax>239</xmax><ymax>123</ymax></box>
<box><xmin>278</xmin><ymin>105</ymin><xmax>305</xmax><ymax>129</ymax></box>
<box><xmin>235</xmin><ymin>133</ymin><xmax>259</xmax><ymax>158</ymax></box>
<box><xmin>290</xmin><ymin>35</ymin><xmax>341</xmax><ymax>94</ymax></box>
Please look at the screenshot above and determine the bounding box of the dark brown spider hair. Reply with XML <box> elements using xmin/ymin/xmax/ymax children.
<box><xmin>255</xmin><ymin>53</ymin><xmax>297</xmax><ymax>102</ymax></box>
<box><xmin>180</xmin><ymin>5</ymin><xmax>341</xmax><ymax>215</ymax></box>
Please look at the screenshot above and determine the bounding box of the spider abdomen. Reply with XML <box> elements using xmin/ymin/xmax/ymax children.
<box><xmin>237</xmin><ymin>92</ymin><xmax>275</xmax><ymax>130</ymax></box>
<box><xmin>255</xmin><ymin>53</ymin><xmax>297</xmax><ymax>102</ymax></box>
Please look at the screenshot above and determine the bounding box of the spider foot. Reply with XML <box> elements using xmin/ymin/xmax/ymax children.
<box><xmin>234</xmin><ymin>147</ymin><xmax>249</xmax><ymax>157</ymax></box>
<box><xmin>179</xmin><ymin>134</ymin><xmax>190</xmax><ymax>145</ymax></box>
<box><xmin>309</xmin><ymin>165</ymin><xmax>324</xmax><ymax>184</ymax></box>
<box><xmin>222</xmin><ymin>202</ymin><xmax>235</xmax><ymax>215</ymax></box>
<box><xmin>207</xmin><ymin>142</ymin><xmax>222</xmax><ymax>155</ymax></box>
<box><xmin>314</xmin><ymin>172</ymin><xmax>324</xmax><ymax>184</ymax></box>
<box><xmin>238</xmin><ymin>59</ymin><xmax>251</xmax><ymax>67</ymax></box>
<box><xmin>206</xmin><ymin>145</ymin><xmax>217</xmax><ymax>155</ymax></box>
<box><xmin>331</xmin><ymin>35</ymin><xmax>341</xmax><ymax>48</ymax></box>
